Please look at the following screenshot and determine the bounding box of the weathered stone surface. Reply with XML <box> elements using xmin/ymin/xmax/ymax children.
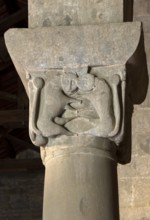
<box><xmin>5</xmin><ymin>23</ymin><xmax>148</xmax><ymax>112</ymax></box>
<box><xmin>134</xmin><ymin>0</ymin><xmax>150</xmax><ymax>33</ymax></box>
<box><xmin>120</xmin><ymin>207</ymin><xmax>150</xmax><ymax>220</ymax></box>
<box><xmin>4</xmin><ymin>0</ymin><xmax>150</xmax><ymax>219</ymax></box>
<box><xmin>43</xmin><ymin>145</ymin><xmax>119</xmax><ymax>220</ymax></box>
<box><xmin>132</xmin><ymin>108</ymin><xmax>150</xmax><ymax>133</ymax></box>
<box><xmin>135</xmin><ymin>156</ymin><xmax>150</xmax><ymax>177</ymax></box>
<box><xmin>118</xmin><ymin>158</ymin><xmax>137</xmax><ymax>178</ymax></box>
<box><xmin>118</xmin><ymin>178</ymin><xmax>133</xmax><ymax>208</ymax></box>
<box><xmin>132</xmin><ymin>178</ymin><xmax>150</xmax><ymax>207</ymax></box>
<box><xmin>29</xmin><ymin>0</ymin><xmax>123</xmax><ymax>28</ymax></box>
<box><xmin>133</xmin><ymin>132</ymin><xmax>150</xmax><ymax>157</ymax></box>
<box><xmin>119</xmin><ymin>177</ymin><xmax>150</xmax><ymax>208</ymax></box>
<box><xmin>118</xmin><ymin>154</ymin><xmax>150</xmax><ymax>178</ymax></box>
<box><xmin>134</xmin><ymin>0</ymin><xmax>150</xmax><ymax>17</ymax></box>
<box><xmin>134</xmin><ymin>16</ymin><xmax>150</xmax><ymax>33</ymax></box>
<box><xmin>118</xmin><ymin>108</ymin><xmax>150</xmax><ymax>218</ymax></box>
<box><xmin>5</xmin><ymin>23</ymin><xmax>141</xmax><ymax>72</ymax></box>
<box><xmin>5</xmin><ymin>22</ymin><xmax>148</xmax><ymax>167</ymax></box>
<box><xmin>5</xmin><ymin>22</ymin><xmax>148</xmax><ymax>160</ymax></box>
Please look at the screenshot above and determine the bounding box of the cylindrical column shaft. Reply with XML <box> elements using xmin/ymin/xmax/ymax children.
<box><xmin>42</xmin><ymin>145</ymin><xmax>119</xmax><ymax>220</ymax></box>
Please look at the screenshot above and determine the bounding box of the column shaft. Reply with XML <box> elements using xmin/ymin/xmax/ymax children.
<box><xmin>43</xmin><ymin>145</ymin><xmax>119</xmax><ymax>220</ymax></box>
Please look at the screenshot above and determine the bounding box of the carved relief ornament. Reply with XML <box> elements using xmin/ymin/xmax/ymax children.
<box><xmin>26</xmin><ymin>65</ymin><xmax>126</xmax><ymax>147</ymax></box>
<box><xmin>4</xmin><ymin>23</ymin><xmax>148</xmax><ymax>163</ymax></box>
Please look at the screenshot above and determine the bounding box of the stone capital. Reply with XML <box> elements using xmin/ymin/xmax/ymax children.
<box><xmin>5</xmin><ymin>22</ymin><xmax>148</xmax><ymax>164</ymax></box>
<box><xmin>4</xmin><ymin>0</ymin><xmax>149</xmax><ymax>219</ymax></box>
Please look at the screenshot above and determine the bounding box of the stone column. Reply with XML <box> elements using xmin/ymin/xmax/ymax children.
<box><xmin>4</xmin><ymin>0</ymin><xmax>148</xmax><ymax>220</ymax></box>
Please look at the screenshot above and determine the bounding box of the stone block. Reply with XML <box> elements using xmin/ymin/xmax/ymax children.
<box><xmin>132</xmin><ymin>108</ymin><xmax>150</xmax><ymax>133</ymax></box>
<box><xmin>134</xmin><ymin>0</ymin><xmax>150</xmax><ymax>17</ymax></box>
<box><xmin>134</xmin><ymin>16</ymin><xmax>150</xmax><ymax>33</ymax></box>
<box><xmin>4</xmin><ymin>22</ymin><xmax>142</xmax><ymax>98</ymax></box>
<box><xmin>119</xmin><ymin>153</ymin><xmax>150</xmax><ymax>178</ymax></box>
<box><xmin>118</xmin><ymin>178</ymin><xmax>133</xmax><ymax>208</ymax></box>
<box><xmin>133</xmin><ymin>132</ymin><xmax>150</xmax><ymax>157</ymax></box>
<box><xmin>29</xmin><ymin>0</ymin><xmax>123</xmax><ymax>28</ymax></box>
<box><xmin>119</xmin><ymin>177</ymin><xmax>150</xmax><ymax>209</ymax></box>
<box><xmin>5</xmin><ymin>23</ymin><xmax>141</xmax><ymax>70</ymax></box>
<box><xmin>120</xmin><ymin>207</ymin><xmax>150</xmax><ymax>220</ymax></box>
<box><xmin>135</xmin><ymin>156</ymin><xmax>150</xmax><ymax>177</ymax></box>
<box><xmin>118</xmin><ymin>157</ymin><xmax>137</xmax><ymax>178</ymax></box>
<box><xmin>132</xmin><ymin>178</ymin><xmax>150</xmax><ymax>207</ymax></box>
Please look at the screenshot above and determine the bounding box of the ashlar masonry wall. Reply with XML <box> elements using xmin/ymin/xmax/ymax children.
<box><xmin>118</xmin><ymin>1</ymin><xmax>150</xmax><ymax>219</ymax></box>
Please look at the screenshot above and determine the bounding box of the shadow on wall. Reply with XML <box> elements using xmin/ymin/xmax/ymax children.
<box><xmin>118</xmin><ymin>25</ymin><xmax>149</xmax><ymax>164</ymax></box>
<box><xmin>124</xmin><ymin>0</ymin><xmax>134</xmax><ymax>21</ymax></box>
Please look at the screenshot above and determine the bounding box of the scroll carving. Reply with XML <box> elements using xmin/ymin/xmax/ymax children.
<box><xmin>27</xmin><ymin>65</ymin><xmax>126</xmax><ymax>147</ymax></box>
<box><xmin>28</xmin><ymin>75</ymin><xmax>48</xmax><ymax>146</ymax></box>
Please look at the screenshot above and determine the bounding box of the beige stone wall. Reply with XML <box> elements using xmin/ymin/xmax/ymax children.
<box><xmin>118</xmin><ymin>1</ymin><xmax>150</xmax><ymax>219</ymax></box>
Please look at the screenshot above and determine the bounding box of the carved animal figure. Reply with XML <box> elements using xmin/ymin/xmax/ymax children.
<box><xmin>55</xmin><ymin>72</ymin><xmax>121</xmax><ymax>138</ymax></box>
